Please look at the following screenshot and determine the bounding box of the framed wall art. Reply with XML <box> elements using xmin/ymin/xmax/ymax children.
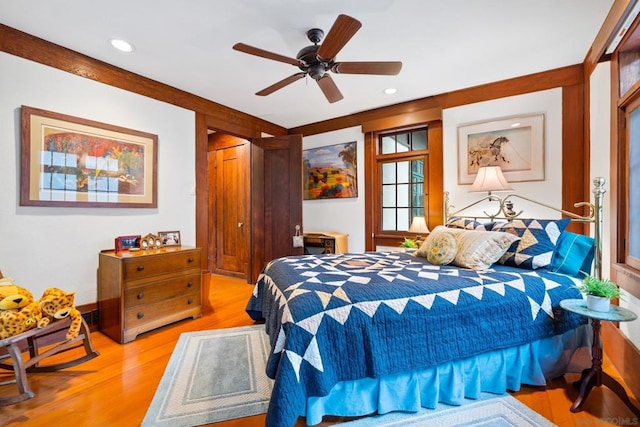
<box><xmin>457</xmin><ymin>114</ymin><xmax>544</xmax><ymax>184</ymax></box>
<box><xmin>303</xmin><ymin>141</ymin><xmax>358</xmax><ymax>200</ymax></box>
<box><xmin>20</xmin><ymin>106</ymin><xmax>158</xmax><ymax>208</ymax></box>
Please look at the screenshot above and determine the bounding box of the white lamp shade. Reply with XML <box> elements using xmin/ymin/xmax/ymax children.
<box><xmin>409</xmin><ymin>216</ymin><xmax>430</xmax><ymax>234</ymax></box>
<box><xmin>470</xmin><ymin>166</ymin><xmax>512</xmax><ymax>193</ymax></box>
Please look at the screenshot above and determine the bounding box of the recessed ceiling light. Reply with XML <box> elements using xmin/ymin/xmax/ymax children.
<box><xmin>383</xmin><ymin>88</ymin><xmax>397</xmax><ymax>95</ymax></box>
<box><xmin>510</xmin><ymin>122</ymin><xmax>521</xmax><ymax>127</ymax></box>
<box><xmin>110</xmin><ymin>39</ymin><xmax>134</xmax><ymax>53</ymax></box>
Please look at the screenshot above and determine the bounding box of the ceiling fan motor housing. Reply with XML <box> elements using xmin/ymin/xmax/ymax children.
<box><xmin>296</xmin><ymin>44</ymin><xmax>332</xmax><ymax>80</ymax></box>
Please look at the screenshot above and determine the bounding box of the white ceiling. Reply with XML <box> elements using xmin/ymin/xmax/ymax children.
<box><xmin>0</xmin><ymin>0</ymin><xmax>614</xmax><ymax>129</ymax></box>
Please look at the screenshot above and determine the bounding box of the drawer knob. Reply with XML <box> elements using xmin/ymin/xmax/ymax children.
<box><xmin>187</xmin><ymin>298</ymin><xmax>193</xmax><ymax>305</ymax></box>
<box><xmin>137</xmin><ymin>312</ymin><xmax>144</xmax><ymax>319</ymax></box>
<box><xmin>187</xmin><ymin>282</ymin><xmax>193</xmax><ymax>288</ymax></box>
<box><xmin>188</xmin><ymin>257</ymin><xmax>194</xmax><ymax>263</ymax></box>
<box><xmin>137</xmin><ymin>265</ymin><xmax>145</xmax><ymax>271</ymax></box>
<box><xmin>137</xmin><ymin>292</ymin><xmax>144</xmax><ymax>300</ymax></box>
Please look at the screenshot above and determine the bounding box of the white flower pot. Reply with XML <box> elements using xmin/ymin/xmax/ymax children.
<box><xmin>586</xmin><ymin>294</ymin><xmax>610</xmax><ymax>312</ymax></box>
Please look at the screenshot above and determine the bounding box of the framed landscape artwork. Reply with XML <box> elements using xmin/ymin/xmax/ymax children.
<box><xmin>457</xmin><ymin>114</ymin><xmax>544</xmax><ymax>184</ymax></box>
<box><xmin>303</xmin><ymin>141</ymin><xmax>358</xmax><ymax>200</ymax></box>
<box><xmin>20</xmin><ymin>106</ymin><xmax>158</xmax><ymax>208</ymax></box>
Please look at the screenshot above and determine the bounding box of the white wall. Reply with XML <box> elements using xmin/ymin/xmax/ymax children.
<box><xmin>0</xmin><ymin>53</ymin><xmax>196</xmax><ymax>304</ymax></box>
<box><xmin>590</xmin><ymin>61</ymin><xmax>640</xmax><ymax>348</ymax></box>
<box><xmin>442</xmin><ymin>88</ymin><xmax>564</xmax><ymax>219</ymax></box>
<box><xmin>302</xmin><ymin>127</ymin><xmax>365</xmax><ymax>252</ymax></box>
<box><xmin>303</xmin><ymin>89</ymin><xmax>564</xmax><ymax>252</ymax></box>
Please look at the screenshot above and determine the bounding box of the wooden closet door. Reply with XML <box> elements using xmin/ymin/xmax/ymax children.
<box><xmin>213</xmin><ymin>143</ymin><xmax>249</xmax><ymax>277</ymax></box>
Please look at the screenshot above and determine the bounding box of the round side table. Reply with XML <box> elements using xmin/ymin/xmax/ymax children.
<box><xmin>560</xmin><ymin>299</ymin><xmax>639</xmax><ymax>416</ymax></box>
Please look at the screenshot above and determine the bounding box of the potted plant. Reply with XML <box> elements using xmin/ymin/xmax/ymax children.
<box><xmin>400</xmin><ymin>237</ymin><xmax>418</xmax><ymax>252</ymax></box>
<box><xmin>575</xmin><ymin>275</ymin><xmax>623</xmax><ymax>312</ymax></box>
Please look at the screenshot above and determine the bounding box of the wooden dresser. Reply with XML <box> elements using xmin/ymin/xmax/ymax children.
<box><xmin>98</xmin><ymin>246</ymin><xmax>202</xmax><ymax>343</ymax></box>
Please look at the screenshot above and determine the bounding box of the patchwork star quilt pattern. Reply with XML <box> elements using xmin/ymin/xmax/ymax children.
<box><xmin>246</xmin><ymin>252</ymin><xmax>585</xmax><ymax>427</ymax></box>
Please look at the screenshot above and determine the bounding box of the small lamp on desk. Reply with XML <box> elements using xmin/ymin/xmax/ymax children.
<box><xmin>409</xmin><ymin>216</ymin><xmax>430</xmax><ymax>246</ymax></box>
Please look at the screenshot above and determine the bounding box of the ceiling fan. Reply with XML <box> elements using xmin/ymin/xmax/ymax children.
<box><xmin>232</xmin><ymin>14</ymin><xmax>402</xmax><ymax>103</ymax></box>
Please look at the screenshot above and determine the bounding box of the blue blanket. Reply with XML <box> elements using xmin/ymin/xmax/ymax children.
<box><xmin>245</xmin><ymin>252</ymin><xmax>585</xmax><ymax>427</ymax></box>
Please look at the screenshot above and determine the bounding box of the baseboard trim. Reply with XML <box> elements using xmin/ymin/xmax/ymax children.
<box><xmin>602</xmin><ymin>321</ymin><xmax>640</xmax><ymax>400</ymax></box>
<box><xmin>77</xmin><ymin>302</ymin><xmax>99</xmax><ymax>332</ymax></box>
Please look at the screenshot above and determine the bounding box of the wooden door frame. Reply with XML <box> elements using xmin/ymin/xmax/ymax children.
<box><xmin>196</xmin><ymin>113</ymin><xmax>271</xmax><ymax>281</ymax></box>
<box><xmin>195</xmin><ymin>114</ymin><xmax>296</xmax><ymax>283</ymax></box>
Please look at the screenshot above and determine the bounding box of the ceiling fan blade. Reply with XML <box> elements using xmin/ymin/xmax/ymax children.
<box><xmin>316</xmin><ymin>75</ymin><xmax>344</xmax><ymax>103</ymax></box>
<box><xmin>332</xmin><ymin>61</ymin><xmax>402</xmax><ymax>75</ymax></box>
<box><xmin>256</xmin><ymin>72</ymin><xmax>306</xmax><ymax>96</ymax></box>
<box><xmin>316</xmin><ymin>14</ymin><xmax>362</xmax><ymax>61</ymax></box>
<box><xmin>233</xmin><ymin>42</ymin><xmax>303</xmax><ymax>66</ymax></box>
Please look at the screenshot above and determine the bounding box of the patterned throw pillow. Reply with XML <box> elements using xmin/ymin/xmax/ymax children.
<box><xmin>448</xmin><ymin>227</ymin><xmax>520</xmax><ymax>270</ymax></box>
<box><xmin>492</xmin><ymin>218</ymin><xmax>570</xmax><ymax>270</ymax></box>
<box><xmin>416</xmin><ymin>228</ymin><xmax>457</xmax><ymax>265</ymax></box>
<box><xmin>445</xmin><ymin>216</ymin><xmax>494</xmax><ymax>231</ymax></box>
<box><xmin>420</xmin><ymin>226</ymin><xmax>519</xmax><ymax>270</ymax></box>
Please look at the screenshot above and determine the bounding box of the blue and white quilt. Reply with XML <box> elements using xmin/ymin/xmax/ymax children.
<box><xmin>245</xmin><ymin>252</ymin><xmax>586</xmax><ymax>427</ymax></box>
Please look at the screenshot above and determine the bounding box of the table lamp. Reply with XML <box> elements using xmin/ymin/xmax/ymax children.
<box><xmin>409</xmin><ymin>216</ymin><xmax>430</xmax><ymax>245</ymax></box>
<box><xmin>470</xmin><ymin>165</ymin><xmax>512</xmax><ymax>195</ymax></box>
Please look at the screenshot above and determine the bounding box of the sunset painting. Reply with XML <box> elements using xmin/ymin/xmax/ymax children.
<box><xmin>303</xmin><ymin>141</ymin><xmax>358</xmax><ymax>200</ymax></box>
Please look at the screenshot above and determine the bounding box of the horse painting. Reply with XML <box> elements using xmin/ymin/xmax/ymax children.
<box><xmin>468</xmin><ymin>136</ymin><xmax>510</xmax><ymax>167</ymax></box>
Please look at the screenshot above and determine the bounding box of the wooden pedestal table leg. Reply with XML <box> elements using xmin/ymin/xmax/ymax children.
<box><xmin>570</xmin><ymin>318</ymin><xmax>640</xmax><ymax>416</ymax></box>
<box><xmin>570</xmin><ymin>368</ymin><xmax>599</xmax><ymax>413</ymax></box>
<box><xmin>599</xmin><ymin>371</ymin><xmax>640</xmax><ymax>417</ymax></box>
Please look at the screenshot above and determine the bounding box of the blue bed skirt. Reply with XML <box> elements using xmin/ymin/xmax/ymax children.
<box><xmin>304</xmin><ymin>324</ymin><xmax>590</xmax><ymax>425</ymax></box>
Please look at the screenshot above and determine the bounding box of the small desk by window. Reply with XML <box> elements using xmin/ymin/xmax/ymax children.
<box><xmin>303</xmin><ymin>232</ymin><xmax>348</xmax><ymax>255</ymax></box>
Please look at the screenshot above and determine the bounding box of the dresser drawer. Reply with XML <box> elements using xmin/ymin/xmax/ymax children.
<box><xmin>122</xmin><ymin>250</ymin><xmax>200</xmax><ymax>280</ymax></box>
<box><xmin>124</xmin><ymin>274</ymin><xmax>201</xmax><ymax>307</ymax></box>
<box><xmin>124</xmin><ymin>292</ymin><xmax>201</xmax><ymax>328</ymax></box>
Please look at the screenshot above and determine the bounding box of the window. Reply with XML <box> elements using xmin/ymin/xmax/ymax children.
<box><xmin>372</xmin><ymin>127</ymin><xmax>429</xmax><ymax>248</ymax></box>
<box><xmin>612</xmin><ymin>28</ymin><xmax>640</xmax><ymax>299</ymax></box>
<box><xmin>624</xmin><ymin>96</ymin><xmax>640</xmax><ymax>271</ymax></box>
<box><xmin>364</xmin><ymin>116</ymin><xmax>442</xmax><ymax>252</ymax></box>
<box><xmin>381</xmin><ymin>159</ymin><xmax>425</xmax><ymax>231</ymax></box>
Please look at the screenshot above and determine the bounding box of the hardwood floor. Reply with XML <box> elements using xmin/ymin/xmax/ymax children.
<box><xmin>1</xmin><ymin>275</ymin><xmax>638</xmax><ymax>427</ymax></box>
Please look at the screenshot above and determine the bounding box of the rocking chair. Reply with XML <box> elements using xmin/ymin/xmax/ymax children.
<box><xmin>0</xmin><ymin>309</ymin><xmax>99</xmax><ymax>406</ymax></box>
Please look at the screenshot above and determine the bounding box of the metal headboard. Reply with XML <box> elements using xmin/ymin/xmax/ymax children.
<box><xmin>444</xmin><ymin>177</ymin><xmax>606</xmax><ymax>280</ymax></box>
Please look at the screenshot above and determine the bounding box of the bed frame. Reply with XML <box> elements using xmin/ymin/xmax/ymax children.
<box><xmin>443</xmin><ymin>177</ymin><xmax>606</xmax><ymax>280</ymax></box>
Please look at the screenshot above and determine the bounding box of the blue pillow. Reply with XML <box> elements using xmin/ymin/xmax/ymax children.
<box><xmin>492</xmin><ymin>218</ymin><xmax>571</xmax><ymax>270</ymax></box>
<box><xmin>550</xmin><ymin>231</ymin><xmax>595</xmax><ymax>278</ymax></box>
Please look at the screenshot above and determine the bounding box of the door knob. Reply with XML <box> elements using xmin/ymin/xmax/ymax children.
<box><xmin>238</xmin><ymin>222</ymin><xmax>244</xmax><ymax>228</ymax></box>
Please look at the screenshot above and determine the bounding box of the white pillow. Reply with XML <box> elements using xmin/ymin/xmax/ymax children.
<box><xmin>436</xmin><ymin>226</ymin><xmax>520</xmax><ymax>270</ymax></box>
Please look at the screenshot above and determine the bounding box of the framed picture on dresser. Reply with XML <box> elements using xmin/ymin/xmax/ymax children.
<box><xmin>158</xmin><ymin>230</ymin><xmax>181</xmax><ymax>246</ymax></box>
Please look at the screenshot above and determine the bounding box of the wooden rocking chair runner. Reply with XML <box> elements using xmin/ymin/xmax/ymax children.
<box><xmin>0</xmin><ymin>315</ymin><xmax>99</xmax><ymax>406</ymax></box>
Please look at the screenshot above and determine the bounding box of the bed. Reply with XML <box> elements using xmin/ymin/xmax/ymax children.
<box><xmin>246</xmin><ymin>179</ymin><xmax>605</xmax><ymax>427</ymax></box>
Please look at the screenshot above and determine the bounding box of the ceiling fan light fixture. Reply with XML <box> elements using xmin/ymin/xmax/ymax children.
<box><xmin>110</xmin><ymin>38</ymin><xmax>134</xmax><ymax>53</ymax></box>
<box><xmin>308</xmin><ymin>64</ymin><xmax>325</xmax><ymax>80</ymax></box>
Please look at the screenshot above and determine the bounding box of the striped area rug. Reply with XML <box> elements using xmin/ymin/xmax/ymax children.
<box><xmin>142</xmin><ymin>324</ymin><xmax>555</xmax><ymax>427</ymax></box>
<box><xmin>337</xmin><ymin>394</ymin><xmax>555</xmax><ymax>426</ymax></box>
<box><xmin>142</xmin><ymin>325</ymin><xmax>272</xmax><ymax>426</ymax></box>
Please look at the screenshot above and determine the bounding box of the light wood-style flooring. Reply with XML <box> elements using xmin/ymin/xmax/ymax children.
<box><xmin>1</xmin><ymin>275</ymin><xmax>638</xmax><ymax>426</ymax></box>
